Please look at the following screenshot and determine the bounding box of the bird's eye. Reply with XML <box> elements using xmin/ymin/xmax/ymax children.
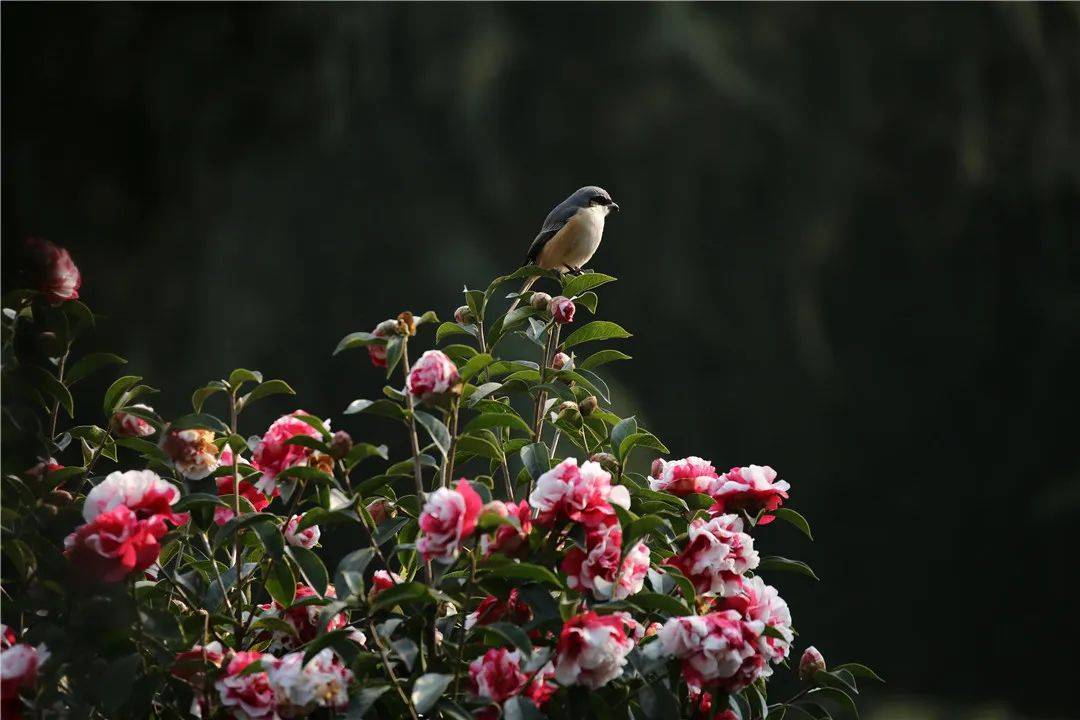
<box><xmin>592</xmin><ymin>195</ymin><xmax>609</xmax><ymax>205</ymax></box>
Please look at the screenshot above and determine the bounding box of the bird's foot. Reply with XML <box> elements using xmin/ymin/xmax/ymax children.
<box><xmin>568</xmin><ymin>265</ymin><xmax>583</xmax><ymax>276</ymax></box>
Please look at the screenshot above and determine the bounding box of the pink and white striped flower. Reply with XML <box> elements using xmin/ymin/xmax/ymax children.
<box><xmin>283</xmin><ymin>514</ymin><xmax>320</xmax><ymax>549</ymax></box>
<box><xmin>252</xmin><ymin>411</ymin><xmax>325</xmax><ymax>494</ymax></box>
<box><xmin>561</xmin><ymin>524</ymin><xmax>649</xmax><ymax>601</ymax></box>
<box><xmin>656</xmin><ymin>611</ymin><xmax>767</xmax><ymax>692</ymax></box>
<box><xmin>529</xmin><ymin>458</ymin><xmax>630</xmax><ymax>530</ymax></box>
<box><xmin>215</xmin><ymin>651</ymin><xmax>276</xmax><ymax>719</ymax></box>
<box><xmin>82</xmin><ymin>469</ymin><xmax>187</xmax><ymax>529</ymax></box>
<box><xmin>417</xmin><ymin>480</ymin><xmax>483</xmax><ymax>563</ymax></box>
<box><xmin>709</xmin><ymin>465</ymin><xmax>790</xmax><ymax>524</ymax></box>
<box><xmin>712</xmin><ymin>575</ymin><xmax>793</xmax><ymax>665</ymax></box>
<box><xmin>554</xmin><ymin>611</ymin><xmax>636</xmax><ymax>689</ymax></box>
<box><xmin>406</xmin><ymin>350</ymin><xmax>460</xmax><ymax>401</ymax></box>
<box><xmin>109</xmin><ymin>404</ymin><xmax>156</xmax><ymax>438</ymax></box>
<box><xmin>666</xmin><ymin>514</ymin><xmax>758</xmax><ymax>596</ymax></box>
<box><xmin>648</xmin><ymin>456</ymin><xmax>719</xmax><ymax>496</ymax></box>
<box><xmin>469</xmin><ymin>648</ymin><xmax>528</xmax><ymax>704</ymax></box>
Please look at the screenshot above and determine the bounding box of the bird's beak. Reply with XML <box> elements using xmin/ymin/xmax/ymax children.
<box><xmin>608</xmin><ymin>202</ymin><xmax>620</xmax><ymax>213</ymax></box>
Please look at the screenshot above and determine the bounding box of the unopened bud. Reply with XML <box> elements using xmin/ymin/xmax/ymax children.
<box><xmin>650</xmin><ymin>458</ymin><xmax>666</xmax><ymax>479</ymax></box>
<box><xmin>329</xmin><ymin>430</ymin><xmax>353</xmax><ymax>460</ymax></box>
<box><xmin>556</xmin><ymin>400</ymin><xmax>581</xmax><ymax>426</ymax></box>
<box><xmin>529</xmin><ymin>292</ymin><xmax>552</xmax><ymax>311</ymax></box>
<box><xmin>376</xmin><ymin>319</ymin><xmax>400</xmax><ymax>336</ymax></box>
<box><xmin>40</xmin><ymin>503</ymin><xmax>59</xmax><ymax>517</ymax></box>
<box><xmin>366</xmin><ymin>500</ymin><xmax>391</xmax><ymax>524</ymax></box>
<box><xmin>799</xmin><ymin>646</ymin><xmax>826</xmax><ymax>682</ymax></box>
<box><xmin>578</xmin><ymin>395</ymin><xmax>598</xmax><ymax>416</ymax></box>
<box><xmin>396</xmin><ymin>311</ymin><xmax>417</xmax><ymax>336</ymax></box>
<box><xmin>549</xmin><ymin>296</ymin><xmax>576</xmax><ymax>324</ymax></box>
<box><xmin>454</xmin><ymin>305</ymin><xmax>474</xmax><ymax>325</ymax></box>
<box><xmin>589</xmin><ymin>452</ymin><xmax>619</xmax><ymax>474</ymax></box>
<box><xmin>551</xmin><ymin>352</ymin><xmax>571</xmax><ymax>371</ymax></box>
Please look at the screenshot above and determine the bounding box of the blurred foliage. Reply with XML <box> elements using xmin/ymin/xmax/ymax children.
<box><xmin>2</xmin><ymin>3</ymin><xmax>1078</xmax><ymax>716</ymax></box>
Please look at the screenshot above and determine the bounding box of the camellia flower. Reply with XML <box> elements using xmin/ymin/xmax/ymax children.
<box><xmin>170</xmin><ymin>641</ymin><xmax>225</xmax><ymax>683</ymax></box>
<box><xmin>656</xmin><ymin>611</ymin><xmax>766</xmax><ymax>692</ymax></box>
<box><xmin>666</xmin><ymin>514</ymin><xmax>759</xmax><ymax>596</ymax></box>
<box><xmin>561</xmin><ymin>524</ymin><xmax>650</xmax><ymax>601</ymax></box>
<box><xmin>1</xmin><ymin>632</ymin><xmax>49</xmax><ymax>720</ymax></box>
<box><xmin>712</xmin><ymin>576</ymin><xmax>793</xmax><ymax>665</ymax></box>
<box><xmin>709</xmin><ymin>465</ymin><xmax>790</xmax><ymax>524</ymax></box>
<box><xmin>252</xmin><ymin>411</ymin><xmax>324</xmax><ymax>494</ymax></box>
<box><xmin>799</xmin><ymin>646</ymin><xmax>826</xmax><ymax>681</ymax></box>
<box><xmin>216</xmin><ymin>651</ymin><xmax>276</xmax><ymax>719</ymax></box>
<box><xmin>283</xmin><ymin>514</ymin><xmax>320</xmax><ymax>549</ymax></box>
<box><xmin>24</xmin><ymin>458</ymin><xmax>63</xmax><ymax>481</ymax></box>
<box><xmin>406</xmin><ymin>350</ymin><xmax>461</xmax><ymax>403</ymax></box>
<box><xmin>551</xmin><ymin>351</ymin><xmax>571</xmax><ymax>370</ymax></box>
<box><xmin>367</xmin><ymin>569</ymin><xmax>404</xmax><ymax>604</ymax></box>
<box><xmin>417</xmin><ymin>480</ymin><xmax>482</xmax><ymax>563</ymax></box>
<box><xmin>648</xmin><ymin>456</ymin><xmax>719</xmax><ymax>497</ymax></box>
<box><xmin>368</xmin><ymin>325</ymin><xmax>389</xmax><ymax>367</ymax></box>
<box><xmin>529</xmin><ymin>458</ymin><xmax>630</xmax><ymax>529</ymax></box>
<box><xmin>108</xmin><ymin>404</ymin><xmax>156</xmax><ymax>438</ymax></box>
<box><xmin>214</xmin><ymin>448</ymin><xmax>269</xmax><ymax>525</ymax></box>
<box><xmin>24</xmin><ymin>237</ymin><xmax>81</xmax><ymax>304</ymax></box>
<box><xmin>465</xmin><ymin>589</ymin><xmax>533</xmax><ymax>632</ymax></box>
<box><xmin>256</xmin><ymin>584</ymin><xmax>353</xmax><ymax>650</ymax></box>
<box><xmin>549</xmin><ymin>295</ymin><xmax>575</xmax><ymax>324</ymax></box>
<box><xmin>267</xmin><ymin>648</ymin><xmax>353</xmax><ymax>714</ymax></box>
<box><xmin>162</xmin><ymin>428</ymin><xmax>220</xmax><ymax>480</ymax></box>
<box><xmin>82</xmin><ymin>469</ymin><xmax>188</xmax><ymax>529</ymax></box>
<box><xmin>469</xmin><ymin>648</ymin><xmax>528</xmax><ymax>704</ymax></box>
<box><xmin>554</xmin><ymin>611</ymin><xmax>636</xmax><ymax>689</ymax></box>
<box><xmin>478</xmin><ymin>500</ymin><xmax>532</xmax><ymax>558</ymax></box>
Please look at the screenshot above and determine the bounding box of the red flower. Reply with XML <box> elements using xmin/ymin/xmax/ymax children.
<box><xmin>257</xmin><ymin>584</ymin><xmax>350</xmax><ymax>650</ymax></box>
<box><xmin>561</xmin><ymin>524</ymin><xmax>649</xmax><ymax>601</ymax></box>
<box><xmin>406</xmin><ymin>350</ymin><xmax>460</xmax><ymax>402</ymax></box>
<box><xmin>368</xmin><ymin>325</ymin><xmax>389</xmax><ymax>367</ymax></box>
<box><xmin>799</xmin><ymin>646</ymin><xmax>826</xmax><ymax>681</ymax></box>
<box><xmin>479</xmin><ymin>500</ymin><xmax>533</xmax><ymax>558</ymax></box>
<box><xmin>63</xmin><ymin>505</ymin><xmax>163</xmax><ymax>583</ymax></box>
<box><xmin>656</xmin><ymin>612</ymin><xmax>766</xmax><ymax>692</ymax></box>
<box><xmin>709</xmin><ymin>465</ymin><xmax>790</xmax><ymax>524</ymax></box>
<box><xmin>252</xmin><ymin>411</ymin><xmax>323</xmax><ymax>494</ymax></box>
<box><xmin>469</xmin><ymin>648</ymin><xmax>528</xmax><ymax>704</ymax></box>
<box><xmin>528</xmin><ymin>457</ymin><xmax>630</xmax><ymax>530</ymax></box>
<box><xmin>108</xmin><ymin>404</ymin><xmax>156</xmax><ymax>438</ymax></box>
<box><xmin>215</xmin><ymin>651</ymin><xmax>275</xmax><ymax>719</ymax></box>
<box><xmin>417</xmin><ymin>480</ymin><xmax>482</xmax><ymax>562</ymax></box>
<box><xmin>466</xmin><ymin>589</ymin><xmax>533</xmax><ymax>632</ymax></box>
<box><xmin>666</xmin><ymin>514</ymin><xmax>759</xmax><ymax>596</ymax></box>
<box><xmin>648</xmin><ymin>456</ymin><xmax>719</xmax><ymax>496</ymax></box>
<box><xmin>24</xmin><ymin>237</ymin><xmax>81</xmax><ymax>304</ymax></box>
<box><xmin>213</xmin><ymin>447</ymin><xmax>270</xmax><ymax>525</ymax></box>
<box><xmin>367</xmin><ymin>569</ymin><xmax>404</xmax><ymax>604</ymax></box>
<box><xmin>171</xmin><ymin>641</ymin><xmax>225</xmax><ymax>683</ymax></box>
<box><xmin>549</xmin><ymin>296</ymin><xmax>576</xmax><ymax>324</ymax></box>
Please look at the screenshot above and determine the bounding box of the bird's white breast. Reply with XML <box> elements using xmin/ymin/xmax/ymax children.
<box><xmin>537</xmin><ymin>206</ymin><xmax>608</xmax><ymax>271</ymax></box>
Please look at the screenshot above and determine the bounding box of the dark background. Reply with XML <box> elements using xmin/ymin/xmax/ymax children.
<box><xmin>3</xmin><ymin>4</ymin><xmax>1078</xmax><ymax>717</ymax></box>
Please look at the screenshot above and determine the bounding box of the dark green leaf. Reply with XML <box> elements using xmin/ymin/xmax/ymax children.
<box><xmin>457</xmin><ymin>353</ymin><xmax>494</xmax><ymax>383</ymax></box>
<box><xmin>115</xmin><ymin>436</ymin><xmax>170</xmax><ymax>464</ymax></box>
<box><xmin>610</xmin><ymin>416</ymin><xmax>638</xmax><ymax>459</ymax></box>
<box><xmin>436</xmin><ymin>322</ymin><xmax>472</xmax><ymax>344</ymax></box>
<box><xmin>413</xmin><ymin>410</ymin><xmax>450</xmax><ymax>457</ymax></box>
<box><xmin>303</xmin><ymin>628</ymin><xmax>359</xmax><ymax>666</ymax></box>
<box><xmin>384</xmin><ymin>336</ymin><xmax>404</xmax><ymax>377</ymax></box>
<box><xmin>228</xmin><ymin>368</ymin><xmax>263</xmax><ymax>389</ymax></box>
<box><xmin>475</xmin><ymin>621</ymin><xmax>534</xmax><ymax>657</ymax></box>
<box><xmin>335</xmin><ymin>548</ymin><xmax>375</xmax><ymax>598</ymax></box>
<box><xmin>562</xmin><ymin>272</ymin><xmax>617</xmax><ymax>298</ymax></box>
<box><xmin>489</xmin><ymin>562</ymin><xmax>562</xmax><ymax>587</ymax></box>
<box><xmin>265</xmin><ymin>559</ymin><xmax>296</xmax><ymax>605</ymax></box>
<box><xmin>65</xmin><ymin>352</ymin><xmax>126</xmax><ymax>386</ymax></box>
<box><xmin>579</xmin><ymin>349</ymin><xmax>632</xmax><ymax>371</ymax></box>
<box><xmin>370</xmin><ymin>582</ymin><xmax>440</xmax><ymax>612</ymax></box>
<box><xmin>630</xmin><ymin>591</ymin><xmax>692</xmax><ymax>616</ymax></box>
<box><xmin>519</xmin><ymin>442</ymin><xmax>550</xmax><ymax>480</ymax></box>
<box><xmin>25</xmin><ymin>366</ymin><xmax>73</xmax><ymax>417</ymax></box>
<box><xmin>773</xmin><ymin>508</ymin><xmax>813</xmax><ymax>540</ymax></box>
<box><xmin>171</xmin><ymin>413</ymin><xmax>230</xmax><ymax>433</ymax></box>
<box><xmin>560</xmin><ymin>321</ymin><xmax>632</xmax><ymax>351</ymax></box>
<box><xmin>832</xmin><ymin>663</ymin><xmax>884</xmax><ymax>683</ymax></box>
<box><xmin>504</xmin><ymin>696</ymin><xmax>547</xmax><ymax>720</ymax></box>
<box><xmin>103</xmin><ymin>375</ymin><xmax>141</xmax><ymax>414</ymax></box>
<box><xmin>171</xmin><ymin>493</ymin><xmax>228</xmax><ymax>512</ymax></box>
<box><xmin>345</xmin><ymin>685</ymin><xmax>391</xmax><ymax>719</ymax></box>
<box><xmin>411</xmin><ymin>674</ymin><xmax>454</xmax><ymax>714</ymax></box>
<box><xmin>287</xmin><ymin>546</ymin><xmax>329</xmax><ymax>594</ymax></box>
<box><xmin>464</xmin><ymin>413</ymin><xmax>533</xmax><ymax>436</ymax></box>
<box><xmin>334</xmin><ymin>331</ymin><xmax>382</xmax><ymax>355</ymax></box>
<box><xmin>759</xmin><ymin>556</ymin><xmax>820</xmax><ymax>581</ymax></box>
<box><xmin>192</xmin><ymin>383</ymin><xmax>227</xmax><ymax>413</ymax></box>
<box><xmin>242</xmin><ymin>379</ymin><xmax>296</xmax><ymax>407</ymax></box>
<box><xmin>344</xmin><ymin>398</ymin><xmax>406</xmax><ymax>421</ymax></box>
<box><xmin>618</xmin><ymin>431</ymin><xmax>668</xmax><ymax>460</ymax></box>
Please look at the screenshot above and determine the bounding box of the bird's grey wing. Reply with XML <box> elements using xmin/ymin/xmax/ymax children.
<box><xmin>525</xmin><ymin>201</ymin><xmax>578</xmax><ymax>263</ymax></box>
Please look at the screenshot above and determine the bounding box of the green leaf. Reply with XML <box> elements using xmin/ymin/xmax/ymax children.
<box><xmin>807</xmin><ymin>687</ymin><xmax>859</xmax><ymax>719</ymax></box>
<box><xmin>65</xmin><ymin>352</ymin><xmax>126</xmax><ymax>386</ymax></box>
<box><xmin>265</xmin><ymin>559</ymin><xmax>296</xmax><ymax>605</ymax></box>
<box><xmin>25</xmin><ymin>366</ymin><xmax>73</xmax><ymax>417</ymax></box>
<box><xmin>242</xmin><ymin>380</ymin><xmax>296</xmax><ymax>408</ymax></box>
<box><xmin>773</xmin><ymin>508</ymin><xmax>813</xmax><ymax>540</ymax></box>
<box><xmin>759</xmin><ymin>556</ymin><xmax>820</xmax><ymax>581</ymax></box>
<box><xmin>343</xmin><ymin>398</ymin><xmax>406</xmax><ymax>421</ymax></box>
<box><xmin>574</xmin><ymin>291</ymin><xmax>598</xmax><ymax>314</ymax></box>
<box><xmin>504</xmin><ymin>696</ymin><xmax>547</xmax><ymax>720</ymax></box>
<box><xmin>832</xmin><ymin>663</ymin><xmax>884</xmax><ymax>683</ymax></box>
<box><xmin>345</xmin><ymin>685</ymin><xmax>391</xmax><ymax>719</ymax></box>
<box><xmin>519</xmin><ymin>442</ymin><xmax>550</xmax><ymax>480</ymax></box>
<box><xmin>457</xmin><ymin>353</ymin><xmax>494</xmax><ymax>383</ymax></box>
<box><xmin>287</xmin><ymin>546</ymin><xmax>329</xmax><ymax>594</ymax></box>
<box><xmin>192</xmin><ymin>382</ymin><xmax>227</xmax><ymax>413</ymax></box>
<box><xmin>303</xmin><ymin>628</ymin><xmax>360</xmax><ymax>666</ymax></box>
<box><xmin>103</xmin><ymin>375</ymin><xmax>142</xmax><ymax>414</ymax></box>
<box><xmin>345</xmin><ymin>443</ymin><xmax>390</xmax><ymax>469</ymax></box>
<box><xmin>610</xmin><ymin>416</ymin><xmax>637</xmax><ymax>459</ymax></box>
<box><xmin>455</xmin><ymin>435</ymin><xmax>504</xmax><ymax>461</ymax></box>
<box><xmin>384</xmin><ymin>336</ymin><xmax>405</xmax><ymax>377</ymax></box>
<box><xmin>293</xmin><ymin>414</ymin><xmax>331</xmax><ymax>439</ymax></box>
<box><xmin>464</xmin><ymin>413</ymin><xmax>533</xmax><ymax>436</ymax></box>
<box><xmin>562</xmin><ymin>272</ymin><xmax>617</xmax><ymax>298</ymax></box>
<box><xmin>618</xmin><ymin>431</ymin><xmax>668</xmax><ymax>460</ymax></box>
<box><xmin>411</xmin><ymin>674</ymin><xmax>454</xmax><ymax>715</ymax></box>
<box><xmin>636</xmin><ymin>679</ymin><xmax>681</xmax><ymax>720</ymax></box>
<box><xmin>474</xmin><ymin>621</ymin><xmax>533</xmax><ymax>657</ymax></box>
<box><xmin>115</xmin><ymin>437</ymin><xmax>171</xmax><ymax>464</ymax></box>
<box><xmin>335</xmin><ymin>548</ymin><xmax>375</xmax><ymax>599</ymax></box>
<box><xmin>370</xmin><ymin>582</ymin><xmax>440</xmax><ymax>612</ymax></box>
<box><xmin>465</xmin><ymin>381</ymin><xmax>503</xmax><ymax>406</ymax></box>
<box><xmin>171</xmin><ymin>493</ymin><xmax>229</xmax><ymax>512</ymax></box>
<box><xmin>413</xmin><ymin>410</ymin><xmax>451</xmax><ymax>457</ymax></box>
<box><xmin>171</xmin><ymin>413</ymin><xmax>230</xmax><ymax>433</ymax></box>
<box><xmin>334</xmin><ymin>331</ymin><xmax>382</xmax><ymax>355</ymax></box>
<box><xmin>622</xmin><ymin>516</ymin><xmax>672</xmax><ymax>548</ymax></box>
<box><xmin>579</xmin><ymin>349</ymin><xmax>632</xmax><ymax>371</ymax></box>
<box><xmin>465</xmin><ymin>289</ymin><xmax>487</xmax><ymax>323</ymax></box>
<box><xmin>436</xmin><ymin>322</ymin><xmax>472</xmax><ymax>344</ymax></box>
<box><xmin>560</xmin><ymin>321</ymin><xmax>632</xmax><ymax>351</ymax></box>
<box><xmin>629</xmin><ymin>591</ymin><xmax>692</xmax><ymax>616</ymax></box>
<box><xmin>228</xmin><ymin>368</ymin><xmax>263</xmax><ymax>389</ymax></box>
<box><xmin>489</xmin><ymin>562</ymin><xmax>562</xmax><ymax>587</ymax></box>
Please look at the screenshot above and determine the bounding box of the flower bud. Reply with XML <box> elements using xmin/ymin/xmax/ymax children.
<box><xmin>529</xmin><ymin>292</ymin><xmax>552</xmax><ymax>311</ymax></box>
<box><xmin>650</xmin><ymin>458</ymin><xmax>666</xmax><ymax>479</ymax></box>
<box><xmin>366</xmin><ymin>499</ymin><xmax>392</xmax><ymax>524</ymax></box>
<box><xmin>578</xmin><ymin>395</ymin><xmax>598</xmax><ymax>417</ymax></box>
<box><xmin>799</xmin><ymin>646</ymin><xmax>826</xmax><ymax>682</ymax></box>
<box><xmin>376</xmin><ymin>318</ymin><xmax>400</xmax><ymax>336</ymax></box>
<box><xmin>329</xmin><ymin>430</ymin><xmax>353</xmax><ymax>459</ymax></box>
<box><xmin>40</xmin><ymin>503</ymin><xmax>59</xmax><ymax>516</ymax></box>
<box><xmin>454</xmin><ymin>305</ymin><xmax>475</xmax><ymax>325</ymax></box>
<box><xmin>46</xmin><ymin>489</ymin><xmax>73</xmax><ymax>506</ymax></box>
<box><xmin>549</xmin><ymin>296</ymin><xmax>576</xmax><ymax>324</ymax></box>
<box><xmin>552</xmin><ymin>352</ymin><xmax>571</xmax><ymax>371</ymax></box>
<box><xmin>589</xmin><ymin>452</ymin><xmax>620</xmax><ymax>474</ymax></box>
<box><xmin>397</xmin><ymin>311</ymin><xmax>417</xmax><ymax>336</ymax></box>
<box><xmin>110</xmin><ymin>404</ymin><xmax>156</xmax><ymax>438</ymax></box>
<box><xmin>406</xmin><ymin>350</ymin><xmax>461</xmax><ymax>404</ymax></box>
<box><xmin>555</xmin><ymin>400</ymin><xmax>581</xmax><ymax>426</ymax></box>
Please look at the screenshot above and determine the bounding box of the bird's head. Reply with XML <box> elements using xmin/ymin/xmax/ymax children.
<box><xmin>569</xmin><ymin>185</ymin><xmax>619</xmax><ymax>215</ymax></box>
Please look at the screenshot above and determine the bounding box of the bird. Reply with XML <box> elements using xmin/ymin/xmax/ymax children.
<box><xmin>510</xmin><ymin>185</ymin><xmax>620</xmax><ymax>310</ymax></box>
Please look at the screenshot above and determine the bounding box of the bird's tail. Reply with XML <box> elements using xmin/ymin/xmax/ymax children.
<box><xmin>506</xmin><ymin>275</ymin><xmax>540</xmax><ymax>314</ymax></box>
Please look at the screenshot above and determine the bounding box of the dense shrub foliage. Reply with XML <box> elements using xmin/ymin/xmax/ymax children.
<box><xmin>1</xmin><ymin>241</ymin><xmax>877</xmax><ymax>719</ymax></box>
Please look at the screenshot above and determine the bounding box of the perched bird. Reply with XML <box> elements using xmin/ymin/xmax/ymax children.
<box><xmin>511</xmin><ymin>186</ymin><xmax>620</xmax><ymax>309</ymax></box>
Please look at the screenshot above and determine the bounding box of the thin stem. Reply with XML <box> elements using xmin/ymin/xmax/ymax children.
<box><xmin>443</xmin><ymin>397</ymin><xmax>460</xmax><ymax>488</ymax></box>
<box><xmin>228</xmin><ymin>394</ymin><xmax>245</xmax><ymax>610</ymax></box>
<box><xmin>48</xmin><ymin>343</ymin><xmax>72</xmax><ymax>442</ymax></box>
<box><xmin>533</xmin><ymin>323</ymin><xmax>562</xmax><ymax>440</ymax></box>
<box><xmin>500</xmin><ymin>456</ymin><xmax>515</xmax><ymax>502</ymax></box>
<box><xmin>368</xmin><ymin>619</ymin><xmax>421</xmax><ymax>720</ymax></box>
<box><xmin>199</xmin><ymin>533</ymin><xmax>235</xmax><ymax>614</ymax></box>
<box><xmin>452</xmin><ymin>550</ymin><xmax>479</xmax><ymax>696</ymax></box>
<box><xmin>549</xmin><ymin>430</ymin><xmax>561</xmax><ymax>459</ymax></box>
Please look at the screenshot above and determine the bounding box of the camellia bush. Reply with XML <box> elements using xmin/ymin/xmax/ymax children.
<box><xmin>1</xmin><ymin>239</ymin><xmax>879</xmax><ymax>720</ymax></box>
